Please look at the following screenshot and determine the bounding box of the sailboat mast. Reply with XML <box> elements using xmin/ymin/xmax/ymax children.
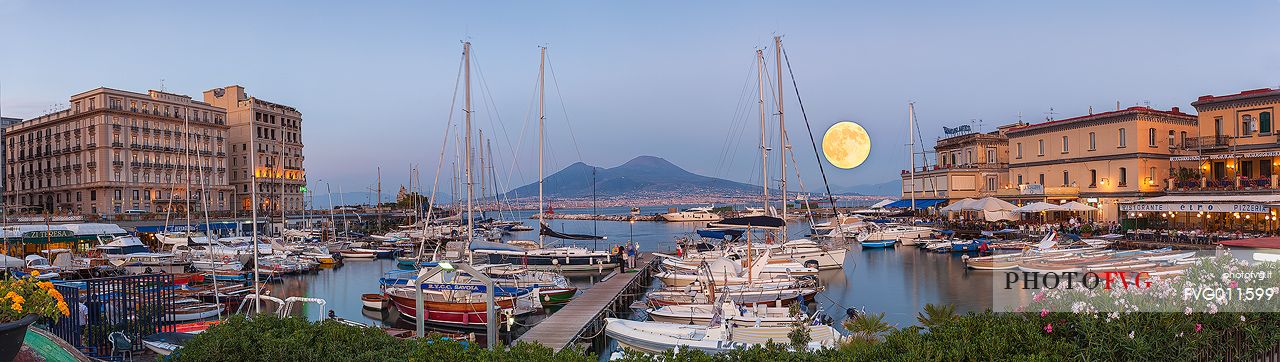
<box><xmin>464</xmin><ymin>41</ymin><xmax>474</xmax><ymax>247</ymax></box>
<box><xmin>538</xmin><ymin>46</ymin><xmax>546</xmax><ymax>248</ymax></box>
<box><xmin>250</xmin><ymin>102</ymin><xmax>261</xmax><ymax>313</ymax></box>
<box><xmin>757</xmin><ymin>49</ymin><xmax>768</xmax><ymax>212</ymax></box>
<box><xmin>776</xmin><ymin>36</ymin><xmax>787</xmax><ymax>239</ymax></box>
<box><xmin>479</xmin><ymin>128</ymin><xmax>486</xmax><ymax>212</ymax></box>
<box><xmin>908</xmin><ymin>102</ymin><xmax>917</xmax><ymax>210</ymax></box>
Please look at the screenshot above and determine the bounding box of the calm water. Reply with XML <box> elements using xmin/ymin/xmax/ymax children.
<box><xmin>266</xmin><ymin>205</ymin><xmax>994</xmax><ymax>333</ymax></box>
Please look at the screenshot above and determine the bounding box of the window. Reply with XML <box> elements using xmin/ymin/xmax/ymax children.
<box><xmin>986</xmin><ymin>176</ymin><xmax>997</xmax><ymax>191</ymax></box>
<box><xmin>1037</xmin><ymin>139</ymin><xmax>1044</xmax><ymax>156</ymax></box>
<box><xmin>1038</xmin><ymin>173</ymin><xmax>1045</xmax><ymax>185</ymax></box>
<box><xmin>1242</xmin><ymin>115</ymin><xmax>1254</xmax><ymax>136</ymax></box>
<box><xmin>1089</xmin><ymin>169</ymin><xmax>1097</xmax><ymax>188</ymax></box>
<box><xmin>1118</xmin><ymin>128</ymin><xmax>1127</xmax><ymax>148</ymax></box>
<box><xmin>1088</xmin><ymin>132</ymin><xmax>1096</xmax><ymax>151</ymax></box>
<box><xmin>1118</xmin><ymin>167</ymin><xmax>1127</xmax><ymax>187</ymax></box>
<box><xmin>1241</xmin><ymin>161</ymin><xmax>1253</xmax><ymax>179</ymax></box>
<box><xmin>1061</xmin><ymin>136</ymin><xmax>1069</xmax><ymax>153</ymax></box>
<box><xmin>1016</xmin><ymin>143</ymin><xmax>1023</xmax><ymax>159</ymax></box>
<box><xmin>1017</xmin><ymin>174</ymin><xmax>1023</xmax><ymax>185</ymax></box>
<box><xmin>1215</xmin><ymin>117</ymin><xmax>1223</xmax><ymax>137</ymax></box>
<box><xmin>1148</xmin><ymin>128</ymin><xmax>1157</xmax><ymax>147</ymax></box>
<box><xmin>966</xmin><ymin>150</ymin><xmax>973</xmax><ymax>165</ymax></box>
<box><xmin>1148</xmin><ymin>167</ymin><xmax>1158</xmax><ymax>185</ymax></box>
<box><xmin>1167</xmin><ymin>130</ymin><xmax>1175</xmax><ymax>148</ymax></box>
<box><xmin>1063</xmin><ymin>171</ymin><xmax>1070</xmax><ymax>186</ymax></box>
<box><xmin>1180</xmin><ymin>131</ymin><xmax>1188</xmax><ymax>147</ymax></box>
<box><xmin>986</xmin><ymin>148</ymin><xmax>996</xmax><ymax>164</ymax></box>
<box><xmin>1262</xmin><ymin>112</ymin><xmax>1273</xmax><ymax>134</ymax></box>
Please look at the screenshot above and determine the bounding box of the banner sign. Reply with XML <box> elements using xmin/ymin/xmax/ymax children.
<box><xmin>22</xmin><ymin>230</ymin><xmax>74</xmax><ymax>238</ymax></box>
<box><xmin>422</xmin><ymin>283</ymin><xmax>487</xmax><ymax>293</ymax></box>
<box><xmin>1170</xmin><ymin>151</ymin><xmax>1280</xmax><ymax>162</ymax></box>
<box><xmin>943</xmin><ymin>125</ymin><xmax>972</xmax><ymax>135</ymax></box>
<box><xmin>1019</xmin><ymin>184</ymin><xmax>1045</xmax><ymax>195</ymax></box>
<box><xmin>1120</xmin><ymin>203</ymin><xmax>1271</xmax><ymax>214</ymax></box>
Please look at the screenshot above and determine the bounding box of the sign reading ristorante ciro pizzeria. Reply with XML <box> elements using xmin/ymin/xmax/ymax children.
<box><xmin>1119</xmin><ymin>203</ymin><xmax>1271</xmax><ymax>214</ymax></box>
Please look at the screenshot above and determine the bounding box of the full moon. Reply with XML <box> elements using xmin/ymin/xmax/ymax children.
<box><xmin>822</xmin><ymin>121</ymin><xmax>871</xmax><ymax>169</ymax></box>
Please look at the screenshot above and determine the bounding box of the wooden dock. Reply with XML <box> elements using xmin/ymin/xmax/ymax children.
<box><xmin>515</xmin><ymin>253</ymin><xmax>657</xmax><ymax>352</ymax></box>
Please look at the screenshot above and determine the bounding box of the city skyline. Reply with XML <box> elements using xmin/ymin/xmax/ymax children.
<box><xmin>2</xmin><ymin>0</ymin><xmax>1278</xmax><ymax>195</ymax></box>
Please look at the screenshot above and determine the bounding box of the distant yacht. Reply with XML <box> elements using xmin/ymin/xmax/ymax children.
<box><xmin>660</xmin><ymin>206</ymin><xmax>722</xmax><ymax>222</ymax></box>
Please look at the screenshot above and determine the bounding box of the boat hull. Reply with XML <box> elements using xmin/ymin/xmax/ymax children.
<box><xmin>859</xmin><ymin>240</ymin><xmax>896</xmax><ymax>248</ymax></box>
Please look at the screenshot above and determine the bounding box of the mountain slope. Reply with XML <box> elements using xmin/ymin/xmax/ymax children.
<box><xmin>505</xmin><ymin>156</ymin><xmax>760</xmax><ymax>198</ymax></box>
<box><xmin>833</xmin><ymin>179</ymin><xmax>902</xmax><ymax>196</ymax></box>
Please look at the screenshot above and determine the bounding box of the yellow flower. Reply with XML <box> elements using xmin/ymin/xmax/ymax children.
<box><xmin>11</xmin><ymin>303</ymin><xmax>21</xmax><ymax>312</ymax></box>
<box><xmin>38</xmin><ymin>282</ymin><xmax>53</xmax><ymax>291</ymax></box>
<box><xmin>5</xmin><ymin>293</ymin><xmax>23</xmax><ymax>305</ymax></box>
<box><xmin>56</xmin><ymin>301</ymin><xmax>69</xmax><ymax>316</ymax></box>
<box><xmin>46</xmin><ymin>288</ymin><xmax>62</xmax><ymax>301</ymax></box>
<box><xmin>29</xmin><ymin>270</ymin><xmax>39</xmax><ymax>277</ymax></box>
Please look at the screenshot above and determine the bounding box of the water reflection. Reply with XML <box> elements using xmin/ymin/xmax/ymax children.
<box><xmin>266</xmin><ymin>206</ymin><xmax>996</xmax><ymax>334</ymax></box>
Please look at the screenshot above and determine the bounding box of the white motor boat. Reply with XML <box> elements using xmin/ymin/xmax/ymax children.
<box><xmin>647</xmin><ymin>301</ymin><xmax>800</xmax><ymax>327</ymax></box>
<box><xmin>96</xmin><ymin>235</ymin><xmax>189</xmax><ymax>274</ymax></box>
<box><xmin>605</xmin><ymin>318</ymin><xmax>839</xmax><ymax>355</ymax></box>
<box><xmin>768</xmin><ymin>239</ymin><xmax>847</xmax><ymax>270</ymax></box>
<box><xmin>660</xmin><ymin>206</ymin><xmax>723</xmax><ymax>222</ymax></box>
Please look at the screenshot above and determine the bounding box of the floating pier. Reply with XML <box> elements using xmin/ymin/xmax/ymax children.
<box><xmin>515</xmin><ymin>253</ymin><xmax>657</xmax><ymax>352</ymax></box>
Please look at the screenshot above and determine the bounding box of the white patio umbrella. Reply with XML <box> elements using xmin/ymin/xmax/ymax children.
<box><xmin>941</xmin><ymin>198</ymin><xmax>978</xmax><ymax>212</ymax></box>
<box><xmin>965</xmin><ymin>197</ymin><xmax>1017</xmax><ymax>212</ymax></box>
<box><xmin>1060</xmin><ymin>201</ymin><xmax>1098</xmax><ymax>211</ymax></box>
<box><xmin>1014</xmin><ymin>202</ymin><xmax>1066</xmax><ymax>213</ymax></box>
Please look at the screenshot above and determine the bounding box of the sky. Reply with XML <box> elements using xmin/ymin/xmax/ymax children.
<box><xmin>2</xmin><ymin>0</ymin><xmax>1278</xmax><ymax>196</ymax></box>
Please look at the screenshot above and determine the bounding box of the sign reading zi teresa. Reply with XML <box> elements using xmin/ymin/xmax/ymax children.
<box><xmin>1120</xmin><ymin>203</ymin><xmax>1270</xmax><ymax>214</ymax></box>
<box><xmin>21</xmin><ymin>230</ymin><xmax>74</xmax><ymax>238</ymax></box>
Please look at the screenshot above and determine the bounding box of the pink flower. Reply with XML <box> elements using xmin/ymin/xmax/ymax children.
<box><xmin>1195</xmin><ymin>324</ymin><xmax>1202</xmax><ymax>333</ymax></box>
<box><xmin>1040</xmin><ymin>308</ymin><xmax>1049</xmax><ymax>318</ymax></box>
<box><xmin>1033</xmin><ymin>292</ymin><xmax>1045</xmax><ymax>302</ymax></box>
<box><xmin>1229</xmin><ymin>280</ymin><xmax>1238</xmax><ymax>288</ymax></box>
<box><xmin>1044</xmin><ymin>323</ymin><xmax>1053</xmax><ymax>334</ymax></box>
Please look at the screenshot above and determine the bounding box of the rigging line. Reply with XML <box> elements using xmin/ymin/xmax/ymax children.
<box><xmin>416</xmin><ymin>50</ymin><xmax>465</xmax><ymax>260</ymax></box>
<box><xmin>713</xmin><ymin>59</ymin><xmax>759</xmax><ymax>179</ymax></box>
<box><xmin>781</xmin><ymin>47</ymin><xmax>839</xmax><ymax>215</ymax></box>
<box><xmin>544</xmin><ymin>51</ymin><xmax>585</xmax><ymax>162</ymax></box>
<box><xmin>500</xmin><ymin>69</ymin><xmax>541</xmax><ymax>200</ymax></box>
<box><xmin>471</xmin><ymin>49</ymin><xmax>525</xmax><ymax>188</ymax></box>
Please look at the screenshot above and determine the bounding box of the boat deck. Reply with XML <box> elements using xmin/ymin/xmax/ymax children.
<box><xmin>515</xmin><ymin>253</ymin><xmax>655</xmax><ymax>351</ymax></box>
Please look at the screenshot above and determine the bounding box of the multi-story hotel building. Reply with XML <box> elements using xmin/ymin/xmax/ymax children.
<box><xmin>1169</xmin><ymin>88</ymin><xmax>1280</xmax><ymax>190</ymax></box>
<box><xmin>3</xmin><ymin>88</ymin><xmax>232</xmax><ymax>215</ymax></box>
<box><xmin>1003</xmin><ymin>106</ymin><xmax>1197</xmax><ymax>221</ymax></box>
<box><xmin>900</xmin><ymin>124</ymin><xmax>1016</xmax><ymax>205</ymax></box>
<box><xmin>203</xmin><ymin>86</ymin><xmax>306</xmax><ymax>214</ymax></box>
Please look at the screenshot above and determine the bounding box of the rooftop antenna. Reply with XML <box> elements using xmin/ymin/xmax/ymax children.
<box><xmin>1045</xmin><ymin>107</ymin><xmax>1057</xmax><ymax>122</ymax></box>
<box><xmin>1088</xmin><ymin>106</ymin><xmax>1093</xmax><ymax>115</ymax></box>
<box><xmin>160</xmin><ymin>78</ymin><xmax>166</xmax><ymax>92</ymax></box>
<box><xmin>1143</xmin><ymin>100</ymin><xmax>1151</xmax><ymax>108</ymax></box>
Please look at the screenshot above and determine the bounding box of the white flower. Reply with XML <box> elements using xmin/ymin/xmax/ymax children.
<box><xmin>1128</xmin><ymin>331</ymin><xmax>1135</xmax><ymax>339</ymax></box>
<box><xmin>1240</xmin><ymin>315</ymin><xmax>1246</xmax><ymax>322</ymax></box>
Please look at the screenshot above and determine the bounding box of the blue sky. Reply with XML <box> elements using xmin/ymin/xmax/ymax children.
<box><xmin>2</xmin><ymin>1</ymin><xmax>1278</xmax><ymax>195</ymax></box>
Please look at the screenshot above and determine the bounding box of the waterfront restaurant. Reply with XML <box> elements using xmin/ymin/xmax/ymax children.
<box><xmin>0</xmin><ymin>223</ymin><xmax>129</xmax><ymax>256</ymax></box>
<box><xmin>1168</xmin><ymin>88</ymin><xmax>1280</xmax><ymax>192</ymax></box>
<box><xmin>1118</xmin><ymin>195</ymin><xmax>1280</xmax><ymax>234</ymax></box>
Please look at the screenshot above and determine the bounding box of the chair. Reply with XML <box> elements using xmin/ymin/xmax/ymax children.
<box><xmin>108</xmin><ymin>331</ymin><xmax>132</xmax><ymax>361</ymax></box>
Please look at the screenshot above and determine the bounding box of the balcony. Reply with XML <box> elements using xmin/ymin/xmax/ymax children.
<box><xmin>1182</xmin><ymin>136</ymin><xmax>1231</xmax><ymax>150</ymax></box>
<box><xmin>86</xmin><ymin>143</ymin><xmax>96</xmax><ymax>149</ymax></box>
<box><xmin>111</xmin><ymin>142</ymin><xmax>123</xmax><ymax>148</ymax></box>
<box><xmin>112</xmin><ymin>160</ymin><xmax>124</xmax><ymax>167</ymax></box>
<box><xmin>86</xmin><ymin>162</ymin><xmax>97</xmax><ymax>168</ymax></box>
<box><xmin>1171</xmin><ymin>177</ymin><xmax>1277</xmax><ymax>193</ymax></box>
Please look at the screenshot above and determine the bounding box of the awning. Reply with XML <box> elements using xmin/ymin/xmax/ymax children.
<box><xmin>1119</xmin><ymin>195</ymin><xmax>1280</xmax><ymax>214</ymax></box>
<box><xmin>883</xmin><ymin>199</ymin><xmax>947</xmax><ymax>209</ymax></box>
<box><xmin>1219</xmin><ymin>237</ymin><xmax>1280</xmax><ymax>249</ymax></box>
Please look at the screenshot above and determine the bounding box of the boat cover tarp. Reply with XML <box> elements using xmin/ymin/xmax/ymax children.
<box><xmin>469</xmin><ymin>240</ymin><xmax>526</xmax><ymax>252</ymax></box>
<box><xmin>883</xmin><ymin>199</ymin><xmax>947</xmax><ymax>209</ymax></box>
<box><xmin>708</xmin><ymin>216</ymin><xmax>784</xmax><ymax>230</ymax></box>
<box><xmin>539</xmin><ymin>223</ymin><xmax>604</xmax><ymax>240</ymax></box>
<box><xmin>696</xmin><ymin>229</ymin><xmax>744</xmax><ymax>240</ymax></box>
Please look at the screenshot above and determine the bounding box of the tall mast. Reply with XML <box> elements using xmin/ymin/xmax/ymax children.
<box><xmin>478</xmin><ymin>128</ymin><xmax>485</xmax><ymax>213</ymax></box>
<box><xmin>463</xmin><ymin>41</ymin><xmax>474</xmax><ymax>249</ymax></box>
<box><xmin>908</xmin><ymin>102</ymin><xmax>917</xmax><ymax>210</ymax></box>
<box><xmin>538</xmin><ymin>46</ymin><xmax>546</xmax><ymax>248</ymax></box>
<box><xmin>376</xmin><ymin>167</ymin><xmax>382</xmax><ymax>230</ymax></box>
<box><xmin>757</xmin><ymin>49</ymin><xmax>768</xmax><ymax>212</ymax></box>
<box><xmin>250</xmin><ymin>101</ymin><xmax>261</xmax><ymax>313</ymax></box>
<box><xmin>775</xmin><ymin>35</ymin><xmax>787</xmax><ymax>239</ymax></box>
